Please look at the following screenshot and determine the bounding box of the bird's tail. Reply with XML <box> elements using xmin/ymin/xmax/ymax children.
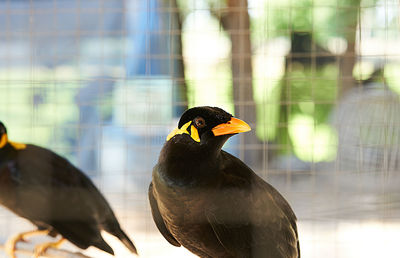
<box><xmin>52</xmin><ymin>221</ymin><xmax>115</xmax><ymax>255</ymax></box>
<box><xmin>109</xmin><ymin>226</ymin><xmax>138</xmax><ymax>255</ymax></box>
<box><xmin>118</xmin><ymin>229</ymin><xmax>138</xmax><ymax>255</ymax></box>
<box><xmin>93</xmin><ymin>238</ymin><xmax>115</xmax><ymax>256</ymax></box>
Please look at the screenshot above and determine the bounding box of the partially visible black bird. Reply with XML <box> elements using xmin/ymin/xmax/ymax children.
<box><xmin>149</xmin><ymin>106</ymin><xmax>300</xmax><ymax>258</ymax></box>
<box><xmin>0</xmin><ymin>122</ymin><xmax>137</xmax><ymax>257</ymax></box>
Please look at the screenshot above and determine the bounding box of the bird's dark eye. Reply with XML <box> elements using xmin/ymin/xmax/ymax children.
<box><xmin>194</xmin><ymin>117</ymin><xmax>206</xmax><ymax>128</ymax></box>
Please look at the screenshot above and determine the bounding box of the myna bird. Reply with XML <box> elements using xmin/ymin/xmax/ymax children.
<box><xmin>149</xmin><ymin>106</ymin><xmax>300</xmax><ymax>258</ymax></box>
<box><xmin>0</xmin><ymin>122</ymin><xmax>137</xmax><ymax>257</ymax></box>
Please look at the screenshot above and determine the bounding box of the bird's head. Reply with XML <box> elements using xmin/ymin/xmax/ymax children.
<box><xmin>0</xmin><ymin>122</ymin><xmax>8</xmax><ymax>148</ymax></box>
<box><xmin>167</xmin><ymin>106</ymin><xmax>251</xmax><ymax>148</ymax></box>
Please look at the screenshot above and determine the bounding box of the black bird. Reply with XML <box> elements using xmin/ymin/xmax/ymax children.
<box><xmin>0</xmin><ymin>122</ymin><xmax>137</xmax><ymax>257</ymax></box>
<box><xmin>149</xmin><ymin>106</ymin><xmax>300</xmax><ymax>258</ymax></box>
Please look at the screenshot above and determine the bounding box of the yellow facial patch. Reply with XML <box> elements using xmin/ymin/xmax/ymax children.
<box><xmin>9</xmin><ymin>141</ymin><xmax>26</xmax><ymax>150</ymax></box>
<box><xmin>166</xmin><ymin>121</ymin><xmax>191</xmax><ymax>141</ymax></box>
<box><xmin>0</xmin><ymin>134</ymin><xmax>26</xmax><ymax>150</ymax></box>
<box><xmin>0</xmin><ymin>134</ymin><xmax>7</xmax><ymax>148</ymax></box>
<box><xmin>166</xmin><ymin>121</ymin><xmax>200</xmax><ymax>142</ymax></box>
<box><xmin>190</xmin><ymin>125</ymin><xmax>200</xmax><ymax>142</ymax></box>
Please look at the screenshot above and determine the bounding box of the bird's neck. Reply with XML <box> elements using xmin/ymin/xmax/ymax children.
<box><xmin>0</xmin><ymin>144</ymin><xmax>18</xmax><ymax>166</ymax></box>
<box><xmin>157</xmin><ymin>138</ymin><xmax>222</xmax><ymax>185</ymax></box>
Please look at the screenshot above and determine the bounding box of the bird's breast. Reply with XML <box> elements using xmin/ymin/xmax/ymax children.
<box><xmin>154</xmin><ymin>176</ymin><xmax>212</xmax><ymax>223</ymax></box>
<box><xmin>153</xmin><ymin>181</ymin><xmax>222</xmax><ymax>255</ymax></box>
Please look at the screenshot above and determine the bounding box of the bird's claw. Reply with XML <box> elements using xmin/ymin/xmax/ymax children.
<box><xmin>32</xmin><ymin>243</ymin><xmax>48</xmax><ymax>258</ymax></box>
<box><xmin>5</xmin><ymin>233</ymin><xmax>27</xmax><ymax>258</ymax></box>
<box><xmin>32</xmin><ymin>238</ymin><xmax>65</xmax><ymax>258</ymax></box>
<box><xmin>4</xmin><ymin>229</ymin><xmax>50</xmax><ymax>258</ymax></box>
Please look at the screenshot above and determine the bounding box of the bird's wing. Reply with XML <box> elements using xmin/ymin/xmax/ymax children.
<box><xmin>148</xmin><ymin>182</ymin><xmax>181</xmax><ymax>247</ymax></box>
<box><xmin>17</xmin><ymin>145</ymin><xmax>116</xmax><ymax>219</ymax></box>
<box><xmin>29</xmin><ymin>145</ymin><xmax>138</xmax><ymax>254</ymax></box>
<box><xmin>12</xmin><ymin>145</ymin><xmax>118</xmax><ymax>254</ymax></box>
<box><xmin>204</xmin><ymin>206</ymin><xmax>252</xmax><ymax>257</ymax></box>
<box><xmin>204</xmin><ymin>151</ymin><xmax>299</xmax><ymax>258</ymax></box>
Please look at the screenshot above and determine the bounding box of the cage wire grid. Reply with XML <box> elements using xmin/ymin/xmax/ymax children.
<box><xmin>0</xmin><ymin>0</ymin><xmax>400</xmax><ymax>257</ymax></box>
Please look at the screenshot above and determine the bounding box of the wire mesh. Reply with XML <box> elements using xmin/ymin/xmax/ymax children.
<box><xmin>0</xmin><ymin>0</ymin><xmax>399</xmax><ymax>257</ymax></box>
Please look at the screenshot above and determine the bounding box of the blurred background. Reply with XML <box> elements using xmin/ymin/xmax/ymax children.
<box><xmin>0</xmin><ymin>0</ymin><xmax>399</xmax><ymax>257</ymax></box>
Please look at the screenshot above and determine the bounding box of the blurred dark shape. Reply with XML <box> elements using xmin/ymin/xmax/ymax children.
<box><xmin>32</xmin><ymin>92</ymin><xmax>45</xmax><ymax>107</ymax></box>
<box><xmin>290</xmin><ymin>32</ymin><xmax>336</xmax><ymax>67</ymax></box>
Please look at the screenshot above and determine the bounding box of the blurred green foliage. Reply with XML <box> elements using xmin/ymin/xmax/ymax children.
<box><xmin>278</xmin><ymin>65</ymin><xmax>339</xmax><ymax>161</ymax></box>
<box><xmin>251</xmin><ymin>0</ymin><xmax>372</xmax><ymax>46</ymax></box>
<box><xmin>386</xmin><ymin>64</ymin><xmax>400</xmax><ymax>95</ymax></box>
<box><xmin>0</xmin><ymin>68</ymin><xmax>80</xmax><ymax>157</ymax></box>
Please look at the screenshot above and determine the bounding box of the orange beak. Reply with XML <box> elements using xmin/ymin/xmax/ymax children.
<box><xmin>212</xmin><ymin>117</ymin><xmax>251</xmax><ymax>136</ymax></box>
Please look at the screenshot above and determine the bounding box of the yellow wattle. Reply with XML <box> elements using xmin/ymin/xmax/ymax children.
<box><xmin>0</xmin><ymin>134</ymin><xmax>26</xmax><ymax>150</ymax></box>
<box><xmin>166</xmin><ymin>121</ymin><xmax>191</xmax><ymax>141</ymax></box>
<box><xmin>9</xmin><ymin>141</ymin><xmax>27</xmax><ymax>150</ymax></box>
<box><xmin>190</xmin><ymin>125</ymin><xmax>200</xmax><ymax>142</ymax></box>
<box><xmin>0</xmin><ymin>134</ymin><xmax>7</xmax><ymax>148</ymax></box>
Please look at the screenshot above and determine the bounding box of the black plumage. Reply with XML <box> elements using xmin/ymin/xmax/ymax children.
<box><xmin>149</xmin><ymin>106</ymin><xmax>300</xmax><ymax>258</ymax></box>
<box><xmin>0</xmin><ymin>122</ymin><xmax>137</xmax><ymax>256</ymax></box>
